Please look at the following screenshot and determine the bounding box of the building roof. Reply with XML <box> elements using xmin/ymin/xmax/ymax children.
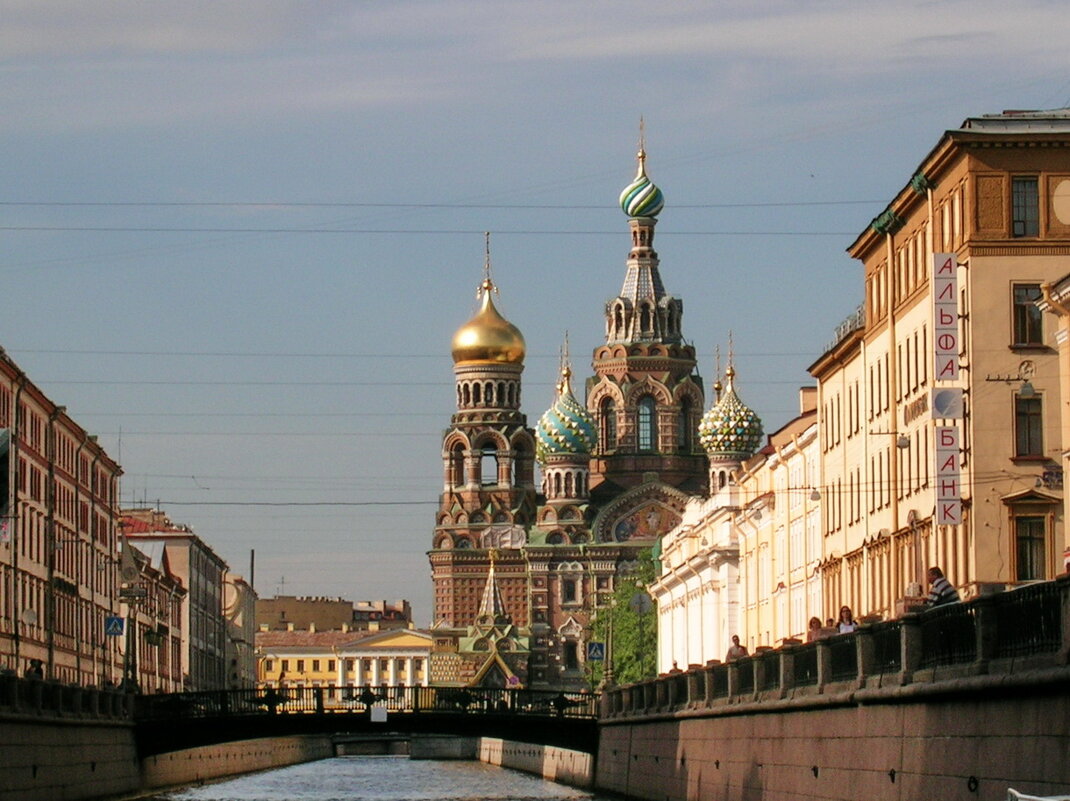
<box><xmin>960</xmin><ymin>108</ymin><xmax>1070</xmax><ymax>133</ymax></box>
<box><xmin>256</xmin><ymin>628</ymin><xmax>431</xmax><ymax>650</ymax></box>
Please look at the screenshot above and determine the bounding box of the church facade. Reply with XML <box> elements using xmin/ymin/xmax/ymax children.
<box><xmin>428</xmin><ymin>144</ymin><xmax>762</xmax><ymax>689</ymax></box>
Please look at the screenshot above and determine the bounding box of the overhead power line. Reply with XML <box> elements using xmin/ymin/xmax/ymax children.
<box><xmin>0</xmin><ymin>199</ymin><xmax>883</xmax><ymax>210</ymax></box>
<box><xmin>0</xmin><ymin>225</ymin><xmax>853</xmax><ymax>236</ymax></box>
<box><xmin>147</xmin><ymin>499</ymin><xmax>438</xmax><ymax>507</ymax></box>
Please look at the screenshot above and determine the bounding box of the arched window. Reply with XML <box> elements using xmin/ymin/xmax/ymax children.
<box><xmin>600</xmin><ymin>397</ymin><xmax>617</xmax><ymax>451</ymax></box>
<box><xmin>473</xmin><ymin>383</ymin><xmax>481</xmax><ymax>404</ymax></box>
<box><xmin>480</xmin><ymin>443</ymin><xmax>497</xmax><ymax>486</ymax></box>
<box><xmin>450</xmin><ymin>443</ymin><xmax>465</xmax><ymax>486</ymax></box>
<box><xmin>637</xmin><ymin>396</ymin><xmax>657</xmax><ymax>452</ymax></box>
<box><xmin>678</xmin><ymin>398</ymin><xmax>693</xmax><ymax>453</ymax></box>
<box><xmin>564</xmin><ymin>472</ymin><xmax>574</xmax><ymax>497</ymax></box>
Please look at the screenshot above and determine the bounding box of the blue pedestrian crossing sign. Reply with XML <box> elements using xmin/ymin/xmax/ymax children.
<box><xmin>105</xmin><ymin>616</ymin><xmax>124</xmax><ymax>637</ymax></box>
<box><xmin>586</xmin><ymin>641</ymin><xmax>605</xmax><ymax>661</ymax></box>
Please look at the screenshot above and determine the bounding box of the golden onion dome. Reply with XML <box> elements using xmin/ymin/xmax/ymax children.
<box><xmin>451</xmin><ymin>278</ymin><xmax>526</xmax><ymax>365</ymax></box>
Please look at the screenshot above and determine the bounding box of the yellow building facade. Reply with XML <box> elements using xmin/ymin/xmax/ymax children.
<box><xmin>256</xmin><ymin>628</ymin><xmax>432</xmax><ymax>704</ymax></box>
<box><xmin>812</xmin><ymin>109</ymin><xmax>1070</xmax><ymax>620</ymax></box>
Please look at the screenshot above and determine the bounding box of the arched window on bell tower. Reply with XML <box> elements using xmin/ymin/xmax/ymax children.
<box><xmin>600</xmin><ymin>397</ymin><xmax>617</xmax><ymax>452</ymax></box>
<box><xmin>480</xmin><ymin>442</ymin><xmax>498</xmax><ymax>486</ymax></box>
<box><xmin>637</xmin><ymin>396</ymin><xmax>657</xmax><ymax>452</ymax></box>
<box><xmin>449</xmin><ymin>443</ymin><xmax>465</xmax><ymax>487</ymax></box>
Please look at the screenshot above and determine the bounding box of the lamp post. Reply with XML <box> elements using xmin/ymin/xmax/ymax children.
<box><xmin>601</xmin><ymin>597</ymin><xmax>617</xmax><ymax>689</ymax></box>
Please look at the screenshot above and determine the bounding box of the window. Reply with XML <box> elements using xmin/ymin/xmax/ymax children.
<box><xmin>480</xmin><ymin>442</ymin><xmax>497</xmax><ymax>486</ymax></box>
<box><xmin>678</xmin><ymin>398</ymin><xmax>692</xmax><ymax>452</ymax></box>
<box><xmin>637</xmin><ymin>396</ymin><xmax>657</xmax><ymax>452</ymax></box>
<box><xmin>562</xmin><ymin>578</ymin><xmax>577</xmax><ymax>603</ymax></box>
<box><xmin>311</xmin><ymin>660</ymin><xmax>320</xmax><ymax>672</ymax></box>
<box><xmin>1015</xmin><ymin>396</ymin><xmax>1043</xmax><ymax>457</ymax></box>
<box><xmin>1015</xmin><ymin>516</ymin><xmax>1046</xmax><ymax>580</ymax></box>
<box><xmin>281</xmin><ymin>659</ymin><xmax>290</xmax><ymax>673</ymax></box>
<box><xmin>1012</xmin><ymin>177</ymin><xmax>1039</xmax><ymax>237</ymax></box>
<box><xmin>600</xmin><ymin>397</ymin><xmax>616</xmax><ymax>451</ymax></box>
<box><xmin>296</xmin><ymin>660</ymin><xmax>304</xmax><ymax>672</ymax></box>
<box><xmin>264</xmin><ymin>659</ymin><xmax>273</xmax><ymax>673</ymax></box>
<box><xmin>1012</xmin><ymin>284</ymin><xmax>1043</xmax><ymax>346</ymax></box>
<box><xmin>563</xmin><ymin>641</ymin><xmax>579</xmax><ymax>670</ymax></box>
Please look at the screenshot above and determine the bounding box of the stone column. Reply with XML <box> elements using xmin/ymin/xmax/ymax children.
<box><xmin>778</xmin><ymin>646</ymin><xmax>795</xmax><ymax>695</ymax></box>
<box><xmin>372</xmin><ymin>657</ymin><xmax>381</xmax><ymax>686</ymax></box>
<box><xmin>465</xmin><ymin>452</ymin><xmax>480</xmax><ymax>490</ymax></box>
<box><xmin>855</xmin><ymin>627</ymin><xmax>875</xmax><ymax>686</ymax></box>
<box><xmin>406</xmin><ymin>657</ymin><xmax>415</xmax><ymax>688</ymax></box>
<box><xmin>389</xmin><ymin>658</ymin><xmax>398</xmax><ymax>686</ymax></box>
<box><xmin>900</xmin><ymin>613</ymin><xmax>923</xmax><ymax>684</ymax></box>
<box><xmin>1058</xmin><ymin>574</ymin><xmax>1070</xmax><ymax>665</ymax></box>
<box><xmin>815</xmin><ymin>639</ymin><xmax>832</xmax><ymax>689</ymax></box>
<box><xmin>973</xmin><ymin>593</ymin><xmax>997</xmax><ymax>669</ymax></box>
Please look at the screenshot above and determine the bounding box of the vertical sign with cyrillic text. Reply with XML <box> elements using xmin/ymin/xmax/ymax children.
<box><xmin>935</xmin><ymin>425</ymin><xmax>961</xmax><ymax>525</ymax></box>
<box><xmin>932</xmin><ymin>253</ymin><xmax>959</xmax><ymax>382</ymax></box>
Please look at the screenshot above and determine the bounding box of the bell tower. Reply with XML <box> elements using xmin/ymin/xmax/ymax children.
<box><xmin>429</xmin><ymin>237</ymin><xmax>536</xmax><ymax>629</ymax></box>
<box><xmin>586</xmin><ymin>131</ymin><xmax>707</xmax><ymax>497</ymax></box>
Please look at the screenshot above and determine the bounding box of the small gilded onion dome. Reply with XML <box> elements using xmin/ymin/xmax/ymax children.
<box><xmin>698</xmin><ymin>366</ymin><xmax>763</xmax><ymax>459</ymax></box>
<box><xmin>535</xmin><ymin>366</ymin><xmax>597</xmax><ymax>463</ymax></box>
<box><xmin>451</xmin><ymin>278</ymin><xmax>526</xmax><ymax>365</ymax></box>
<box><xmin>619</xmin><ymin>146</ymin><xmax>664</xmax><ymax>218</ymax></box>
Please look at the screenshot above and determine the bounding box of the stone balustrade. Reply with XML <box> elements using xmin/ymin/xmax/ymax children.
<box><xmin>0</xmin><ymin>673</ymin><xmax>133</xmax><ymax>721</ymax></box>
<box><xmin>602</xmin><ymin>575</ymin><xmax>1070</xmax><ymax>719</ymax></box>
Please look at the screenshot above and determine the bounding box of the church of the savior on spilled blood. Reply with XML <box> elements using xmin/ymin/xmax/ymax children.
<box><xmin>428</xmin><ymin>143</ymin><xmax>764</xmax><ymax>690</ymax></box>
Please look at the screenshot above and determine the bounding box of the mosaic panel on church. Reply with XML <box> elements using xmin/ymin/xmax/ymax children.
<box><xmin>607</xmin><ymin>502</ymin><xmax>681</xmax><ymax>542</ymax></box>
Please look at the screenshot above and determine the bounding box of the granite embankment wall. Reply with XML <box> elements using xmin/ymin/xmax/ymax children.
<box><xmin>139</xmin><ymin>734</ymin><xmax>333</xmax><ymax>793</ymax></box>
<box><xmin>478</xmin><ymin>737</ymin><xmax>594</xmax><ymax>789</ymax></box>
<box><xmin>0</xmin><ymin>675</ymin><xmax>333</xmax><ymax>801</ymax></box>
<box><xmin>597</xmin><ymin>675</ymin><xmax>1070</xmax><ymax>801</ymax></box>
<box><xmin>596</xmin><ymin>580</ymin><xmax>1070</xmax><ymax>801</ymax></box>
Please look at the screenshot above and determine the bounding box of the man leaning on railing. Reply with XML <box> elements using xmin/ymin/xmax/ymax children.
<box><xmin>926</xmin><ymin>566</ymin><xmax>960</xmax><ymax>606</ymax></box>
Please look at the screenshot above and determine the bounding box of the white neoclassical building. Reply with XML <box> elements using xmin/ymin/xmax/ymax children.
<box><xmin>256</xmin><ymin>628</ymin><xmax>432</xmax><ymax>705</ymax></box>
<box><xmin>653</xmin><ymin>487</ymin><xmax>742</xmax><ymax>671</ymax></box>
<box><xmin>652</xmin><ymin>384</ymin><xmax>824</xmax><ymax>669</ymax></box>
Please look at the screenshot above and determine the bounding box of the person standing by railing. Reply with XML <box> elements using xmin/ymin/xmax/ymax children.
<box><xmin>726</xmin><ymin>635</ymin><xmax>748</xmax><ymax>662</ymax></box>
<box><xmin>837</xmin><ymin>607</ymin><xmax>858</xmax><ymax>633</ymax></box>
<box><xmin>926</xmin><ymin>566</ymin><xmax>960</xmax><ymax>606</ymax></box>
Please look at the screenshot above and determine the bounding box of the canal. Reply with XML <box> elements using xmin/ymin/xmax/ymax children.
<box><xmin>144</xmin><ymin>755</ymin><xmax>616</xmax><ymax>800</ymax></box>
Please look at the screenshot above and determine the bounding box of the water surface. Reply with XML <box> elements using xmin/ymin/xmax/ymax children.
<box><xmin>150</xmin><ymin>755</ymin><xmax>609</xmax><ymax>801</ymax></box>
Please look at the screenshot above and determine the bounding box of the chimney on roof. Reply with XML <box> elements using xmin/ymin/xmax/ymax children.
<box><xmin>342</xmin><ymin>623</ymin><xmax>349</xmax><ymax>633</ymax></box>
<box><xmin>286</xmin><ymin>622</ymin><xmax>294</xmax><ymax>632</ymax></box>
<box><xmin>309</xmin><ymin>622</ymin><xmax>316</xmax><ymax>633</ymax></box>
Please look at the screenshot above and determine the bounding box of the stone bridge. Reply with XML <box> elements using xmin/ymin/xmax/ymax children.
<box><xmin>133</xmin><ymin>684</ymin><xmax>599</xmax><ymax>757</ymax></box>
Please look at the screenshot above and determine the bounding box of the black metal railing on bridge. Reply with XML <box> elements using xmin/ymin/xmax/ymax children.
<box><xmin>603</xmin><ymin>576</ymin><xmax>1070</xmax><ymax>720</ymax></box>
<box><xmin>135</xmin><ymin>684</ymin><xmax>598</xmax><ymax>723</ymax></box>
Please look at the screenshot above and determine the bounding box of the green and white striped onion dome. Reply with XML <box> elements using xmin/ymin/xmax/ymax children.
<box><xmin>535</xmin><ymin>367</ymin><xmax>597</xmax><ymax>462</ymax></box>
<box><xmin>698</xmin><ymin>367</ymin><xmax>763</xmax><ymax>459</ymax></box>
<box><xmin>619</xmin><ymin>148</ymin><xmax>664</xmax><ymax>218</ymax></box>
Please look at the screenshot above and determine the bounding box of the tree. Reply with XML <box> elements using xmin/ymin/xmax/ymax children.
<box><xmin>587</xmin><ymin>549</ymin><xmax>657</xmax><ymax>688</ymax></box>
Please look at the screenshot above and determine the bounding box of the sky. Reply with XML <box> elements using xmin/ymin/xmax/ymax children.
<box><xmin>2</xmin><ymin>1</ymin><xmax>1069</xmax><ymax>624</ymax></box>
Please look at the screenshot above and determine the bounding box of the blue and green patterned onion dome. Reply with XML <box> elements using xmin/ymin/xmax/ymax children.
<box><xmin>699</xmin><ymin>367</ymin><xmax>763</xmax><ymax>459</ymax></box>
<box><xmin>619</xmin><ymin>150</ymin><xmax>664</xmax><ymax>218</ymax></box>
<box><xmin>535</xmin><ymin>368</ymin><xmax>597</xmax><ymax>463</ymax></box>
